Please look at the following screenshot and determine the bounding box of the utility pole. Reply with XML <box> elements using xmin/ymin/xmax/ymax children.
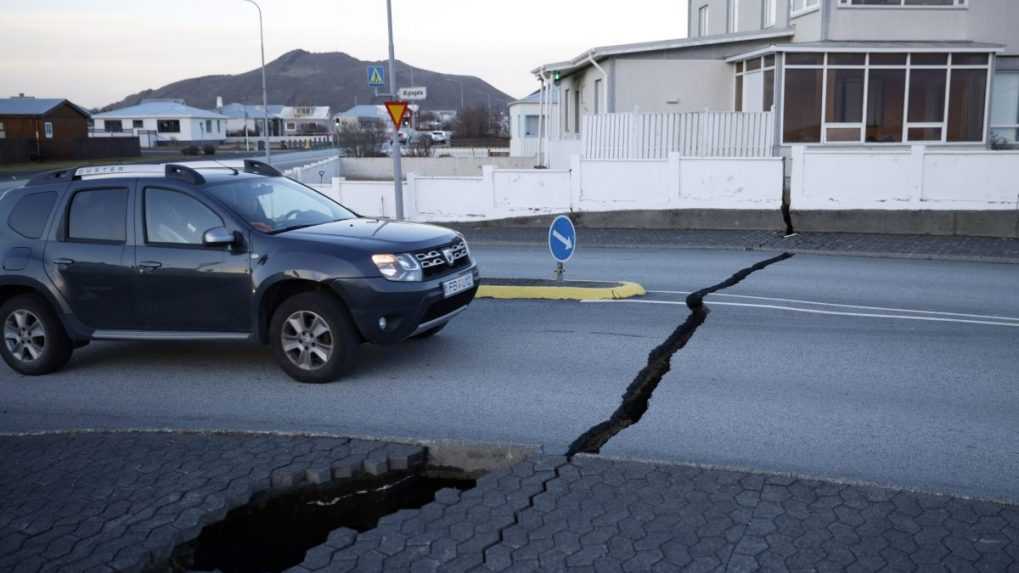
<box><xmin>243</xmin><ymin>0</ymin><xmax>271</xmax><ymax>163</ymax></box>
<box><xmin>386</xmin><ymin>0</ymin><xmax>404</xmax><ymax>220</ymax></box>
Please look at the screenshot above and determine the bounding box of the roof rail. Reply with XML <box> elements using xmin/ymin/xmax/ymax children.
<box><xmin>165</xmin><ymin>164</ymin><xmax>206</xmax><ymax>185</ymax></box>
<box><xmin>26</xmin><ymin>168</ymin><xmax>79</xmax><ymax>187</ymax></box>
<box><xmin>243</xmin><ymin>159</ymin><xmax>282</xmax><ymax>177</ymax></box>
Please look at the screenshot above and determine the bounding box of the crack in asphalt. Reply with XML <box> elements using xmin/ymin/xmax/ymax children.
<box><xmin>566</xmin><ymin>252</ymin><xmax>795</xmax><ymax>457</ymax></box>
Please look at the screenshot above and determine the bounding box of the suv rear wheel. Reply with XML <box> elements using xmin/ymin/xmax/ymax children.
<box><xmin>270</xmin><ymin>292</ymin><xmax>357</xmax><ymax>384</ymax></box>
<box><xmin>1</xmin><ymin>295</ymin><xmax>72</xmax><ymax>376</ymax></box>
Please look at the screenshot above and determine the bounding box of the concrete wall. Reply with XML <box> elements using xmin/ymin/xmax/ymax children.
<box><xmin>613</xmin><ymin>60</ymin><xmax>733</xmax><ymax>113</ymax></box>
<box><xmin>790</xmin><ymin>145</ymin><xmax>1019</xmax><ymax>237</ymax></box>
<box><xmin>315</xmin><ymin>154</ymin><xmax>784</xmax><ymax>226</ymax></box>
<box><xmin>338</xmin><ymin>156</ymin><xmax>535</xmax><ymax>180</ymax></box>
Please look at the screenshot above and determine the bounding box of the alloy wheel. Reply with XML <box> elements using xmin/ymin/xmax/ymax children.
<box><xmin>3</xmin><ymin>309</ymin><xmax>46</xmax><ymax>363</ymax></box>
<box><xmin>280</xmin><ymin>310</ymin><xmax>334</xmax><ymax>371</ymax></box>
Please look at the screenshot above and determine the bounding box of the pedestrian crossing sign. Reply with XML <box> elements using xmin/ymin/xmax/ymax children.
<box><xmin>367</xmin><ymin>65</ymin><xmax>386</xmax><ymax>88</ymax></box>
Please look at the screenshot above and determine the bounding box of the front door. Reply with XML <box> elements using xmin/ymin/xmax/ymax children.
<box><xmin>44</xmin><ymin>184</ymin><xmax>136</xmax><ymax>330</ymax></box>
<box><xmin>134</xmin><ymin>185</ymin><xmax>251</xmax><ymax>333</ymax></box>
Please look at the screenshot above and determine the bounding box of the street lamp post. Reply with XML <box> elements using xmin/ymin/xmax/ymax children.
<box><xmin>386</xmin><ymin>0</ymin><xmax>404</xmax><ymax>219</ymax></box>
<box><xmin>243</xmin><ymin>0</ymin><xmax>271</xmax><ymax>163</ymax></box>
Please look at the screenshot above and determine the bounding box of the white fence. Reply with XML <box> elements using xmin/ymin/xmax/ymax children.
<box><xmin>582</xmin><ymin>111</ymin><xmax>775</xmax><ymax>160</ymax></box>
<box><xmin>791</xmin><ymin>145</ymin><xmax>1019</xmax><ymax>211</ymax></box>
<box><xmin>283</xmin><ymin>156</ymin><xmax>340</xmax><ymax>184</ymax></box>
<box><xmin>312</xmin><ymin>154</ymin><xmax>784</xmax><ymax>222</ymax></box>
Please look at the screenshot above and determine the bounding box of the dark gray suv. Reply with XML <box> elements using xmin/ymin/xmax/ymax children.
<box><xmin>0</xmin><ymin>160</ymin><xmax>479</xmax><ymax>383</ymax></box>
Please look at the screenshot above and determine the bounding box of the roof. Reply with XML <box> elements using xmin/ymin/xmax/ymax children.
<box><xmin>219</xmin><ymin>103</ymin><xmax>286</xmax><ymax>119</ymax></box>
<box><xmin>532</xmin><ymin>28</ymin><xmax>795</xmax><ymax>77</ymax></box>
<box><xmin>0</xmin><ymin>97</ymin><xmax>90</xmax><ymax>117</ymax></box>
<box><xmin>338</xmin><ymin>105</ymin><xmax>388</xmax><ymax>119</ymax></box>
<box><xmin>95</xmin><ymin>101</ymin><xmax>228</xmax><ymax>120</ymax></box>
<box><xmin>727</xmin><ymin>40</ymin><xmax>1006</xmax><ymax>62</ymax></box>
<box><xmin>509</xmin><ymin>90</ymin><xmax>557</xmax><ymax>107</ymax></box>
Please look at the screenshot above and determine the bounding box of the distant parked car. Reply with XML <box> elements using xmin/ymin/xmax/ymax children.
<box><xmin>430</xmin><ymin>131</ymin><xmax>449</xmax><ymax>144</ymax></box>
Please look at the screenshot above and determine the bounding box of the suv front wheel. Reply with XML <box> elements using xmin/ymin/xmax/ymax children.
<box><xmin>1</xmin><ymin>295</ymin><xmax>73</xmax><ymax>376</ymax></box>
<box><xmin>270</xmin><ymin>292</ymin><xmax>357</xmax><ymax>384</ymax></box>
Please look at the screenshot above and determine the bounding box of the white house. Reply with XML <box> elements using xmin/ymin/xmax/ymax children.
<box><xmin>508</xmin><ymin>91</ymin><xmax>554</xmax><ymax>159</ymax></box>
<box><xmin>219</xmin><ymin>103</ymin><xmax>285</xmax><ymax>137</ymax></box>
<box><xmin>92</xmin><ymin>100</ymin><xmax>228</xmax><ymax>146</ymax></box>
<box><xmin>280</xmin><ymin>106</ymin><xmax>332</xmax><ymax>135</ymax></box>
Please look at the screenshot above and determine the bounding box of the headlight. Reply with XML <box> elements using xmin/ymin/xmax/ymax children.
<box><xmin>372</xmin><ymin>253</ymin><xmax>422</xmax><ymax>282</ymax></box>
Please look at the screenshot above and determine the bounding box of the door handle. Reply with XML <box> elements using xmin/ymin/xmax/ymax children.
<box><xmin>51</xmin><ymin>258</ymin><xmax>75</xmax><ymax>266</ymax></box>
<box><xmin>138</xmin><ymin>261</ymin><xmax>163</xmax><ymax>272</ymax></box>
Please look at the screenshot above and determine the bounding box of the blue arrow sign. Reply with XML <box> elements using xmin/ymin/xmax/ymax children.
<box><xmin>367</xmin><ymin>65</ymin><xmax>386</xmax><ymax>88</ymax></box>
<box><xmin>548</xmin><ymin>215</ymin><xmax>576</xmax><ymax>263</ymax></box>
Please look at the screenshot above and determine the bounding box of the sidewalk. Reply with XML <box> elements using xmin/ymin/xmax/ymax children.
<box><xmin>2</xmin><ymin>431</ymin><xmax>1016</xmax><ymax>572</ymax></box>
<box><xmin>454</xmin><ymin>226</ymin><xmax>1019</xmax><ymax>264</ymax></box>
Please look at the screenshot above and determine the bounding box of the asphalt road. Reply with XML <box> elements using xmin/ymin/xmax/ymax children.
<box><xmin>1</xmin><ymin>245</ymin><xmax>1017</xmax><ymax>503</ymax></box>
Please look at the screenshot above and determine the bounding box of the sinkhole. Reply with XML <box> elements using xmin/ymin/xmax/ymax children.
<box><xmin>170</xmin><ymin>469</ymin><xmax>476</xmax><ymax>573</ymax></box>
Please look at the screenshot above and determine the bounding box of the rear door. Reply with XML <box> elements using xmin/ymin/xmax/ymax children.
<box><xmin>44</xmin><ymin>182</ymin><xmax>136</xmax><ymax>330</ymax></box>
<box><xmin>133</xmin><ymin>183</ymin><xmax>251</xmax><ymax>333</ymax></box>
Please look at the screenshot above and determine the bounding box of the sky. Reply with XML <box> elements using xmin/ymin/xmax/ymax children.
<box><xmin>0</xmin><ymin>0</ymin><xmax>689</xmax><ymax>109</ymax></box>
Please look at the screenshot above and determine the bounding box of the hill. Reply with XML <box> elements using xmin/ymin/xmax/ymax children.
<box><xmin>104</xmin><ymin>49</ymin><xmax>515</xmax><ymax>113</ymax></box>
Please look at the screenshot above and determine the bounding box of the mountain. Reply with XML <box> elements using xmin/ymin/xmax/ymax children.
<box><xmin>103</xmin><ymin>49</ymin><xmax>515</xmax><ymax>113</ymax></box>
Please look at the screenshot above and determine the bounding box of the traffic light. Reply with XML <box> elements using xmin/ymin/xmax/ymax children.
<box><xmin>553</xmin><ymin>70</ymin><xmax>561</xmax><ymax>84</ymax></box>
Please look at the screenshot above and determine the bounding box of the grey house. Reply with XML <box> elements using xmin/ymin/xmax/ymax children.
<box><xmin>534</xmin><ymin>0</ymin><xmax>1019</xmax><ymax>147</ymax></box>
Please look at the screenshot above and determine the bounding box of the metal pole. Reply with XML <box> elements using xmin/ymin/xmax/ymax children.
<box><xmin>244</xmin><ymin>0</ymin><xmax>271</xmax><ymax>163</ymax></box>
<box><xmin>386</xmin><ymin>0</ymin><xmax>404</xmax><ymax>219</ymax></box>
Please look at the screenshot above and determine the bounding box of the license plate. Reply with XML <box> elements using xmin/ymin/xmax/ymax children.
<box><xmin>442</xmin><ymin>273</ymin><xmax>474</xmax><ymax>298</ymax></box>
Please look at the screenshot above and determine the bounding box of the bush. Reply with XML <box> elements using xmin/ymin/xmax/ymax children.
<box><xmin>202</xmin><ymin>145</ymin><xmax>216</xmax><ymax>155</ymax></box>
<box><xmin>181</xmin><ymin>145</ymin><xmax>200</xmax><ymax>155</ymax></box>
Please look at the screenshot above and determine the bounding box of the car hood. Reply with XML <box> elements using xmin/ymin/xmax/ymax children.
<box><xmin>282</xmin><ymin>218</ymin><xmax>458</xmax><ymax>251</ymax></box>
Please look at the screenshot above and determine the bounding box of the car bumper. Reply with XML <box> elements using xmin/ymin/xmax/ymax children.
<box><xmin>330</xmin><ymin>264</ymin><xmax>480</xmax><ymax>344</ymax></box>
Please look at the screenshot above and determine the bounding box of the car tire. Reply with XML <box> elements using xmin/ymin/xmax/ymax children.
<box><xmin>270</xmin><ymin>292</ymin><xmax>357</xmax><ymax>384</ymax></box>
<box><xmin>0</xmin><ymin>294</ymin><xmax>73</xmax><ymax>376</ymax></box>
<box><xmin>411</xmin><ymin>323</ymin><xmax>447</xmax><ymax>340</ymax></box>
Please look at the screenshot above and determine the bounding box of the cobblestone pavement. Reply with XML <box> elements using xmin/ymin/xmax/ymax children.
<box><xmin>3</xmin><ymin>432</ymin><xmax>1018</xmax><ymax>573</ymax></box>
<box><xmin>457</xmin><ymin>227</ymin><xmax>1019</xmax><ymax>264</ymax></box>
<box><xmin>0</xmin><ymin>432</ymin><xmax>425</xmax><ymax>573</ymax></box>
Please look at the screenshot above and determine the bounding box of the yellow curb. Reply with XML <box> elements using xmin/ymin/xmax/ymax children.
<box><xmin>477</xmin><ymin>281</ymin><xmax>646</xmax><ymax>301</ymax></box>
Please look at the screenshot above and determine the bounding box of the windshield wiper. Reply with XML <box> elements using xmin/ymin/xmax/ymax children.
<box><xmin>269</xmin><ymin>219</ymin><xmax>346</xmax><ymax>235</ymax></box>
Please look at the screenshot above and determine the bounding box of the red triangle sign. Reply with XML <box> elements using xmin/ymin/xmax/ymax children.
<box><xmin>384</xmin><ymin>101</ymin><xmax>409</xmax><ymax>128</ymax></box>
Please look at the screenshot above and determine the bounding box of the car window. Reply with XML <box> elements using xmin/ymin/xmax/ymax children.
<box><xmin>8</xmin><ymin>191</ymin><xmax>57</xmax><ymax>239</ymax></box>
<box><xmin>67</xmin><ymin>188</ymin><xmax>127</xmax><ymax>243</ymax></box>
<box><xmin>207</xmin><ymin>177</ymin><xmax>355</xmax><ymax>234</ymax></box>
<box><xmin>145</xmin><ymin>188</ymin><xmax>223</xmax><ymax>246</ymax></box>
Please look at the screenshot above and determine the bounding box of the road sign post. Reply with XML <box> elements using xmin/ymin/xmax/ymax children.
<box><xmin>384</xmin><ymin>0</ymin><xmax>404</xmax><ymax>220</ymax></box>
<box><xmin>548</xmin><ymin>215</ymin><xmax>576</xmax><ymax>282</ymax></box>
<box><xmin>367</xmin><ymin>65</ymin><xmax>386</xmax><ymax>89</ymax></box>
<box><xmin>398</xmin><ymin>87</ymin><xmax>428</xmax><ymax>101</ymax></box>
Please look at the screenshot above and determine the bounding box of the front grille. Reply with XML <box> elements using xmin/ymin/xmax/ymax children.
<box><xmin>414</xmin><ymin>239</ymin><xmax>471</xmax><ymax>279</ymax></box>
<box><xmin>422</xmin><ymin>288</ymin><xmax>476</xmax><ymax>323</ymax></box>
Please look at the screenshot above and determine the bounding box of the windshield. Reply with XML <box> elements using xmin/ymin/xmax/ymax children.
<box><xmin>207</xmin><ymin>177</ymin><xmax>356</xmax><ymax>234</ymax></box>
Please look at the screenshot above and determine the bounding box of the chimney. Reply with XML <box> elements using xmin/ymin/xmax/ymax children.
<box><xmin>216</xmin><ymin>96</ymin><xmax>223</xmax><ymax>111</ymax></box>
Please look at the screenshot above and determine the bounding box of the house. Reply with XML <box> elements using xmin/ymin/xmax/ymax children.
<box><xmin>92</xmin><ymin>100</ymin><xmax>228</xmax><ymax>146</ymax></box>
<box><xmin>280</xmin><ymin>106</ymin><xmax>332</xmax><ymax>135</ymax></box>
<box><xmin>532</xmin><ymin>0</ymin><xmax>1019</xmax><ymax>148</ymax></box>
<box><xmin>335</xmin><ymin>105</ymin><xmax>390</xmax><ymax>130</ymax></box>
<box><xmin>219</xmin><ymin>102</ymin><xmax>285</xmax><ymax>137</ymax></box>
<box><xmin>508</xmin><ymin>91</ymin><xmax>555</xmax><ymax>158</ymax></box>
<box><xmin>0</xmin><ymin>95</ymin><xmax>93</xmax><ymax>162</ymax></box>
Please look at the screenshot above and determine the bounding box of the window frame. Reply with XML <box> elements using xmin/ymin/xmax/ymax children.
<box><xmin>837</xmin><ymin>0</ymin><xmax>967</xmax><ymax>9</ymax></box>
<box><xmin>764</xmin><ymin>0</ymin><xmax>777</xmax><ymax>27</ymax></box>
<box><xmin>779</xmin><ymin>51</ymin><xmax>991</xmax><ymax>146</ymax></box>
<box><xmin>63</xmin><ymin>187</ymin><xmax>129</xmax><ymax>245</ymax></box>
<box><xmin>142</xmin><ymin>187</ymin><xmax>225</xmax><ymax>249</ymax></box>
<box><xmin>990</xmin><ymin>70</ymin><xmax>1019</xmax><ymax>145</ymax></box>
<box><xmin>157</xmin><ymin>119</ymin><xmax>180</xmax><ymax>133</ymax></box>
<box><xmin>734</xmin><ymin>56</ymin><xmax>777</xmax><ymax>113</ymax></box>
<box><xmin>791</xmin><ymin>0</ymin><xmax>820</xmax><ymax>18</ymax></box>
<box><xmin>698</xmin><ymin>5</ymin><xmax>710</xmax><ymax>36</ymax></box>
<box><xmin>104</xmin><ymin>119</ymin><xmax>123</xmax><ymax>133</ymax></box>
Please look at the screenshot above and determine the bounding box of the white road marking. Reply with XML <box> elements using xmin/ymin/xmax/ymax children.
<box><xmin>646</xmin><ymin>290</ymin><xmax>1019</xmax><ymax>323</ymax></box>
<box><xmin>583</xmin><ymin>299</ymin><xmax>1019</xmax><ymax>328</ymax></box>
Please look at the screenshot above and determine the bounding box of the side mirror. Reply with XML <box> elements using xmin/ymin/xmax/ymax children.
<box><xmin>203</xmin><ymin>227</ymin><xmax>236</xmax><ymax>247</ymax></box>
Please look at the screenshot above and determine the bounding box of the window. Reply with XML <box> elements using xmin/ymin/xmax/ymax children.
<box><xmin>43</xmin><ymin>122</ymin><xmax>53</xmax><ymax>139</ymax></box>
<box><xmin>206</xmin><ymin>177</ymin><xmax>354</xmax><ymax>234</ymax></box>
<box><xmin>783</xmin><ymin>69</ymin><xmax>823</xmax><ymax>142</ymax></box>
<box><xmin>734</xmin><ymin>56</ymin><xmax>776</xmax><ymax>112</ymax></box>
<box><xmin>840</xmin><ymin>0</ymin><xmax>964</xmax><ymax>6</ymax></box>
<box><xmin>0</xmin><ymin>121</ymin><xmax>5</xmax><ymax>139</ymax></box>
<box><xmin>8</xmin><ymin>191</ymin><xmax>57</xmax><ymax>239</ymax></box>
<box><xmin>157</xmin><ymin>119</ymin><xmax>180</xmax><ymax>133</ymax></box>
<box><xmin>990</xmin><ymin>71</ymin><xmax>1019</xmax><ymax>144</ymax></box>
<box><xmin>792</xmin><ymin>0</ymin><xmax>819</xmax><ymax>15</ymax></box>
<box><xmin>563</xmin><ymin>89</ymin><xmax>570</xmax><ymax>132</ymax></box>
<box><xmin>104</xmin><ymin>120</ymin><xmax>123</xmax><ymax>133</ymax></box>
<box><xmin>524</xmin><ymin>115</ymin><xmax>539</xmax><ymax>137</ymax></box>
<box><xmin>205</xmin><ymin>119</ymin><xmax>213</xmax><ymax>133</ymax></box>
<box><xmin>764</xmin><ymin>0</ymin><xmax>777</xmax><ymax>26</ymax></box>
<box><xmin>286</xmin><ymin>122</ymin><xmax>296</xmax><ymax>130</ymax></box>
<box><xmin>573</xmin><ymin>88</ymin><xmax>581</xmax><ymax>134</ymax></box>
<box><xmin>729</xmin><ymin>0</ymin><xmax>738</xmax><ymax>32</ymax></box>
<box><xmin>67</xmin><ymin>189</ymin><xmax>127</xmax><ymax>243</ymax></box>
<box><xmin>145</xmin><ymin>188</ymin><xmax>223</xmax><ymax>246</ymax></box>
<box><xmin>133</xmin><ymin>120</ymin><xmax>144</xmax><ymax>129</ymax></box>
<box><xmin>594</xmin><ymin>79</ymin><xmax>603</xmax><ymax>114</ymax></box>
<box><xmin>782</xmin><ymin>51</ymin><xmax>990</xmax><ymax>144</ymax></box>
<box><xmin>698</xmin><ymin>5</ymin><xmax>710</xmax><ymax>36</ymax></box>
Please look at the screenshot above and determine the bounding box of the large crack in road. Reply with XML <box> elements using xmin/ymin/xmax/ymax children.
<box><xmin>567</xmin><ymin>252</ymin><xmax>795</xmax><ymax>457</ymax></box>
